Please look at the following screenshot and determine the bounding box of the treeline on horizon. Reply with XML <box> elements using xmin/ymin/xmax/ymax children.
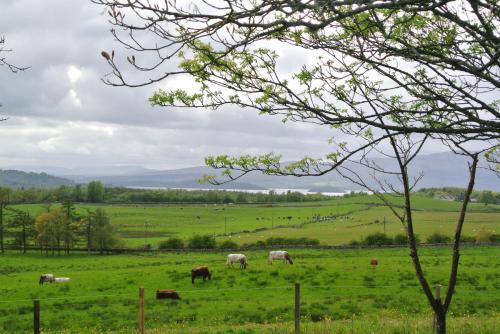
<box><xmin>0</xmin><ymin>182</ymin><xmax>499</xmax><ymax>206</ymax></box>
<box><xmin>0</xmin><ymin>181</ymin><xmax>337</xmax><ymax>205</ymax></box>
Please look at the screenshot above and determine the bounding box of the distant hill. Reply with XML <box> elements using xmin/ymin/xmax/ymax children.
<box><xmin>6</xmin><ymin>152</ymin><xmax>500</xmax><ymax>191</ymax></box>
<box><xmin>0</xmin><ymin>170</ymin><xmax>74</xmax><ymax>188</ymax></box>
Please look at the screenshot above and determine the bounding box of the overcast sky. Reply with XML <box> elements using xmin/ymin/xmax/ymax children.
<box><xmin>0</xmin><ymin>0</ymin><xmax>453</xmax><ymax>172</ymax></box>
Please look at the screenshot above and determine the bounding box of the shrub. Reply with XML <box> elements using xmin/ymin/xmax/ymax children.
<box><xmin>476</xmin><ymin>226</ymin><xmax>492</xmax><ymax>243</ymax></box>
<box><xmin>218</xmin><ymin>240</ymin><xmax>238</xmax><ymax>249</ymax></box>
<box><xmin>426</xmin><ymin>233</ymin><xmax>451</xmax><ymax>244</ymax></box>
<box><xmin>460</xmin><ymin>235</ymin><xmax>475</xmax><ymax>243</ymax></box>
<box><xmin>364</xmin><ymin>233</ymin><xmax>393</xmax><ymax>246</ymax></box>
<box><xmin>393</xmin><ymin>234</ymin><xmax>407</xmax><ymax>245</ymax></box>
<box><xmin>490</xmin><ymin>234</ymin><xmax>500</xmax><ymax>243</ymax></box>
<box><xmin>243</xmin><ymin>237</ymin><xmax>319</xmax><ymax>248</ymax></box>
<box><xmin>188</xmin><ymin>235</ymin><xmax>216</xmax><ymax>249</ymax></box>
<box><xmin>158</xmin><ymin>238</ymin><xmax>184</xmax><ymax>249</ymax></box>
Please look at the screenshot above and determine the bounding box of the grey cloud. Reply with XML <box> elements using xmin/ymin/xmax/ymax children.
<box><xmin>0</xmin><ymin>0</ymin><xmax>450</xmax><ymax>171</ymax></box>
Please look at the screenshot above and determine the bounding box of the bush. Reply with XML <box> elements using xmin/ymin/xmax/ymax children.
<box><xmin>188</xmin><ymin>234</ymin><xmax>216</xmax><ymax>249</ymax></box>
<box><xmin>364</xmin><ymin>233</ymin><xmax>393</xmax><ymax>246</ymax></box>
<box><xmin>158</xmin><ymin>238</ymin><xmax>184</xmax><ymax>249</ymax></box>
<box><xmin>475</xmin><ymin>226</ymin><xmax>492</xmax><ymax>243</ymax></box>
<box><xmin>393</xmin><ymin>234</ymin><xmax>407</xmax><ymax>245</ymax></box>
<box><xmin>460</xmin><ymin>235</ymin><xmax>476</xmax><ymax>243</ymax></box>
<box><xmin>218</xmin><ymin>240</ymin><xmax>238</xmax><ymax>249</ymax></box>
<box><xmin>243</xmin><ymin>237</ymin><xmax>319</xmax><ymax>248</ymax></box>
<box><xmin>426</xmin><ymin>233</ymin><xmax>451</xmax><ymax>244</ymax></box>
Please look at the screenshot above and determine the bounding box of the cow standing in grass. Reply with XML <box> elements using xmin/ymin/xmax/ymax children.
<box><xmin>191</xmin><ymin>266</ymin><xmax>212</xmax><ymax>284</ymax></box>
<box><xmin>226</xmin><ymin>254</ymin><xmax>247</xmax><ymax>269</ymax></box>
<box><xmin>39</xmin><ymin>274</ymin><xmax>55</xmax><ymax>285</ymax></box>
<box><xmin>268</xmin><ymin>251</ymin><xmax>293</xmax><ymax>264</ymax></box>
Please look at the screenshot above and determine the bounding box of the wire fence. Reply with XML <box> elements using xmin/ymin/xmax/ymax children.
<box><xmin>0</xmin><ymin>282</ymin><xmax>497</xmax><ymax>334</ymax></box>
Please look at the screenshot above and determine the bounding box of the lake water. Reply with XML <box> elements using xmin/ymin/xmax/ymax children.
<box><xmin>126</xmin><ymin>186</ymin><xmax>349</xmax><ymax>197</ymax></box>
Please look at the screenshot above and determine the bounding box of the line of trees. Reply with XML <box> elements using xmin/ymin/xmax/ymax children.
<box><xmin>0</xmin><ymin>181</ymin><xmax>105</xmax><ymax>204</ymax></box>
<box><xmin>0</xmin><ymin>183</ymin><xmax>334</xmax><ymax>205</ymax></box>
<box><xmin>418</xmin><ymin>188</ymin><xmax>500</xmax><ymax>205</ymax></box>
<box><xmin>0</xmin><ymin>200</ymin><xmax>120</xmax><ymax>255</ymax></box>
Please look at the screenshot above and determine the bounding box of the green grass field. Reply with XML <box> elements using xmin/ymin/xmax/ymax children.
<box><xmin>0</xmin><ymin>246</ymin><xmax>499</xmax><ymax>333</ymax></box>
<box><xmin>8</xmin><ymin>194</ymin><xmax>500</xmax><ymax>247</ymax></box>
<box><xmin>1</xmin><ymin>195</ymin><xmax>498</xmax><ymax>333</ymax></box>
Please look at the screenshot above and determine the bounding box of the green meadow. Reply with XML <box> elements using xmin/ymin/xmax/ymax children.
<box><xmin>8</xmin><ymin>194</ymin><xmax>500</xmax><ymax>247</ymax></box>
<box><xmin>0</xmin><ymin>247</ymin><xmax>499</xmax><ymax>333</ymax></box>
<box><xmin>1</xmin><ymin>194</ymin><xmax>499</xmax><ymax>333</ymax></box>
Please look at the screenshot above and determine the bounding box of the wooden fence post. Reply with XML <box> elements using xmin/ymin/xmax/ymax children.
<box><xmin>138</xmin><ymin>287</ymin><xmax>145</xmax><ymax>334</ymax></box>
<box><xmin>295</xmin><ymin>283</ymin><xmax>300</xmax><ymax>334</ymax></box>
<box><xmin>33</xmin><ymin>299</ymin><xmax>40</xmax><ymax>334</ymax></box>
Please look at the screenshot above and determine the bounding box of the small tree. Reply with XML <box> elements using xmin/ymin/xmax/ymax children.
<box><xmin>8</xmin><ymin>209</ymin><xmax>34</xmax><ymax>254</ymax></box>
<box><xmin>35</xmin><ymin>207</ymin><xmax>78</xmax><ymax>254</ymax></box>
<box><xmin>475</xmin><ymin>226</ymin><xmax>493</xmax><ymax>243</ymax></box>
<box><xmin>87</xmin><ymin>181</ymin><xmax>105</xmax><ymax>203</ymax></box>
<box><xmin>90</xmin><ymin>208</ymin><xmax>120</xmax><ymax>254</ymax></box>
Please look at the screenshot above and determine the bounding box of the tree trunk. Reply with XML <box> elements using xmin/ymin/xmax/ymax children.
<box><xmin>22</xmin><ymin>225</ymin><xmax>26</xmax><ymax>254</ymax></box>
<box><xmin>434</xmin><ymin>305</ymin><xmax>446</xmax><ymax>334</ymax></box>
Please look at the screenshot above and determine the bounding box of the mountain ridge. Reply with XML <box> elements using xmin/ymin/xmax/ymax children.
<box><xmin>4</xmin><ymin>152</ymin><xmax>500</xmax><ymax>191</ymax></box>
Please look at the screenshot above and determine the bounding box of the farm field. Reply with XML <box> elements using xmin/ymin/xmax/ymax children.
<box><xmin>8</xmin><ymin>194</ymin><xmax>500</xmax><ymax>247</ymax></box>
<box><xmin>0</xmin><ymin>247</ymin><xmax>499</xmax><ymax>333</ymax></box>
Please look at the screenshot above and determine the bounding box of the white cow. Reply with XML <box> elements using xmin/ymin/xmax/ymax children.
<box><xmin>226</xmin><ymin>254</ymin><xmax>247</xmax><ymax>269</ymax></box>
<box><xmin>268</xmin><ymin>251</ymin><xmax>293</xmax><ymax>265</ymax></box>
<box><xmin>54</xmin><ymin>277</ymin><xmax>71</xmax><ymax>283</ymax></box>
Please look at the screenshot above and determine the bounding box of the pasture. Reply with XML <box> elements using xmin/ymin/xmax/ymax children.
<box><xmin>8</xmin><ymin>194</ymin><xmax>500</xmax><ymax>247</ymax></box>
<box><xmin>0</xmin><ymin>246</ymin><xmax>499</xmax><ymax>333</ymax></box>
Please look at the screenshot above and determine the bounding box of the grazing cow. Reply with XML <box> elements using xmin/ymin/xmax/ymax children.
<box><xmin>191</xmin><ymin>266</ymin><xmax>212</xmax><ymax>284</ymax></box>
<box><xmin>39</xmin><ymin>274</ymin><xmax>55</xmax><ymax>285</ymax></box>
<box><xmin>156</xmin><ymin>289</ymin><xmax>181</xmax><ymax>300</ymax></box>
<box><xmin>268</xmin><ymin>251</ymin><xmax>293</xmax><ymax>265</ymax></box>
<box><xmin>370</xmin><ymin>259</ymin><xmax>379</xmax><ymax>267</ymax></box>
<box><xmin>226</xmin><ymin>254</ymin><xmax>247</xmax><ymax>269</ymax></box>
<box><xmin>54</xmin><ymin>277</ymin><xmax>71</xmax><ymax>283</ymax></box>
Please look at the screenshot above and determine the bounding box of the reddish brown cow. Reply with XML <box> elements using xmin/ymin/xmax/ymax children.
<box><xmin>370</xmin><ymin>259</ymin><xmax>379</xmax><ymax>267</ymax></box>
<box><xmin>191</xmin><ymin>266</ymin><xmax>212</xmax><ymax>284</ymax></box>
<box><xmin>156</xmin><ymin>289</ymin><xmax>181</xmax><ymax>300</ymax></box>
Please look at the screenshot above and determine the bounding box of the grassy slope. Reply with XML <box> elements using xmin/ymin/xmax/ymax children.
<box><xmin>0</xmin><ymin>247</ymin><xmax>498</xmax><ymax>333</ymax></box>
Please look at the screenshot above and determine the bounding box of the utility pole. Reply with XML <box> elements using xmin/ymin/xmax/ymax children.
<box><xmin>383</xmin><ymin>216</ymin><xmax>386</xmax><ymax>234</ymax></box>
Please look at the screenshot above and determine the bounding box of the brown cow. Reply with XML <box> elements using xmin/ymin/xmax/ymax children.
<box><xmin>191</xmin><ymin>266</ymin><xmax>212</xmax><ymax>284</ymax></box>
<box><xmin>370</xmin><ymin>259</ymin><xmax>379</xmax><ymax>267</ymax></box>
<box><xmin>156</xmin><ymin>289</ymin><xmax>181</xmax><ymax>300</ymax></box>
